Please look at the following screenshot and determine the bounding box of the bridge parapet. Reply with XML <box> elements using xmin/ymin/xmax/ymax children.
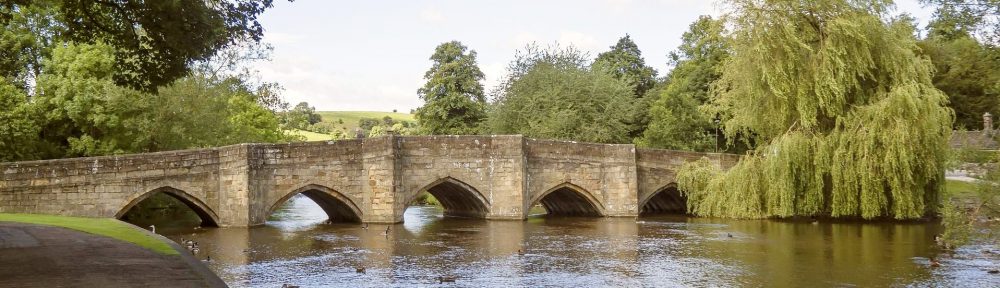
<box><xmin>0</xmin><ymin>136</ymin><xmax>739</xmax><ymax>226</ymax></box>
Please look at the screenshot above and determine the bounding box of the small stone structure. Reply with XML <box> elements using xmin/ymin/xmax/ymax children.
<box><xmin>951</xmin><ymin>112</ymin><xmax>999</xmax><ymax>150</ymax></box>
<box><xmin>0</xmin><ymin>135</ymin><xmax>738</xmax><ymax>227</ymax></box>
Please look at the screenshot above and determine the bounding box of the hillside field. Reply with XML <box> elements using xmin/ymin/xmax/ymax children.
<box><xmin>317</xmin><ymin>111</ymin><xmax>415</xmax><ymax>133</ymax></box>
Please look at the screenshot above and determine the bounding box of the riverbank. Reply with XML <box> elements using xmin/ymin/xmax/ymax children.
<box><xmin>0</xmin><ymin>214</ymin><xmax>226</xmax><ymax>288</ymax></box>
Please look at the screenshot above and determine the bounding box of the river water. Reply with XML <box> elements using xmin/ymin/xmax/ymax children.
<box><xmin>154</xmin><ymin>195</ymin><xmax>1000</xmax><ymax>287</ymax></box>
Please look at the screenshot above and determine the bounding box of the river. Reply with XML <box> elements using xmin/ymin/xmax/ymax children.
<box><xmin>150</xmin><ymin>195</ymin><xmax>999</xmax><ymax>287</ymax></box>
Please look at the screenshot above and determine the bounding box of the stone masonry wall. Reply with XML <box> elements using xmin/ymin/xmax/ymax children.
<box><xmin>635</xmin><ymin>149</ymin><xmax>741</xmax><ymax>206</ymax></box>
<box><xmin>396</xmin><ymin>135</ymin><xmax>526</xmax><ymax>221</ymax></box>
<box><xmin>248</xmin><ymin>140</ymin><xmax>365</xmax><ymax>225</ymax></box>
<box><xmin>0</xmin><ymin>135</ymin><xmax>738</xmax><ymax>226</ymax></box>
<box><xmin>0</xmin><ymin>147</ymin><xmax>233</xmax><ymax>224</ymax></box>
<box><xmin>524</xmin><ymin>139</ymin><xmax>639</xmax><ymax>217</ymax></box>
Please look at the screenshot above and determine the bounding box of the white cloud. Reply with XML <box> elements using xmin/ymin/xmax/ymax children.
<box><xmin>481</xmin><ymin>61</ymin><xmax>508</xmax><ymax>95</ymax></box>
<box><xmin>510</xmin><ymin>31</ymin><xmax>541</xmax><ymax>49</ymax></box>
<box><xmin>557</xmin><ymin>31</ymin><xmax>600</xmax><ymax>52</ymax></box>
<box><xmin>257</xmin><ymin>55</ymin><xmax>423</xmax><ymax>111</ymax></box>
<box><xmin>603</xmin><ymin>0</ymin><xmax>633</xmax><ymax>13</ymax></box>
<box><xmin>419</xmin><ymin>7</ymin><xmax>446</xmax><ymax>24</ymax></box>
<box><xmin>263</xmin><ymin>32</ymin><xmax>304</xmax><ymax>45</ymax></box>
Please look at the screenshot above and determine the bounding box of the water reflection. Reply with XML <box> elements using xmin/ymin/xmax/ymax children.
<box><xmin>156</xmin><ymin>195</ymin><xmax>999</xmax><ymax>287</ymax></box>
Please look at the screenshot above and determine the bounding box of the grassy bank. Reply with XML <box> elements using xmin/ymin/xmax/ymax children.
<box><xmin>0</xmin><ymin>213</ymin><xmax>177</xmax><ymax>255</ymax></box>
<box><xmin>945</xmin><ymin>179</ymin><xmax>978</xmax><ymax>198</ymax></box>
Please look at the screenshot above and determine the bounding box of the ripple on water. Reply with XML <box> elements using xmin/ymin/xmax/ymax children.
<box><xmin>162</xmin><ymin>202</ymin><xmax>1000</xmax><ymax>287</ymax></box>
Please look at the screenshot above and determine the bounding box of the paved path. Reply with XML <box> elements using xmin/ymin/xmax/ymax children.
<box><xmin>0</xmin><ymin>222</ymin><xmax>226</xmax><ymax>288</ymax></box>
<box><xmin>946</xmin><ymin>170</ymin><xmax>979</xmax><ymax>182</ymax></box>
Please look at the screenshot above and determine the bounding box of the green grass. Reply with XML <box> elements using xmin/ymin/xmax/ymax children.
<box><xmin>286</xmin><ymin>129</ymin><xmax>337</xmax><ymax>141</ymax></box>
<box><xmin>316</xmin><ymin>111</ymin><xmax>415</xmax><ymax>133</ymax></box>
<box><xmin>0</xmin><ymin>213</ymin><xmax>178</xmax><ymax>255</ymax></box>
<box><xmin>945</xmin><ymin>179</ymin><xmax>978</xmax><ymax>198</ymax></box>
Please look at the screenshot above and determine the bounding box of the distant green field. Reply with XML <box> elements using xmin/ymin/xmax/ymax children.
<box><xmin>287</xmin><ymin>129</ymin><xmax>336</xmax><ymax>141</ymax></box>
<box><xmin>316</xmin><ymin>111</ymin><xmax>415</xmax><ymax>133</ymax></box>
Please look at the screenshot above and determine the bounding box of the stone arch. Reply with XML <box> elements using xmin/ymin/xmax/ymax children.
<box><xmin>268</xmin><ymin>184</ymin><xmax>363</xmax><ymax>223</ymax></box>
<box><xmin>407</xmin><ymin>177</ymin><xmax>490</xmax><ymax>218</ymax></box>
<box><xmin>530</xmin><ymin>182</ymin><xmax>605</xmax><ymax>216</ymax></box>
<box><xmin>116</xmin><ymin>186</ymin><xmax>221</xmax><ymax>227</ymax></box>
<box><xmin>639</xmin><ymin>183</ymin><xmax>687</xmax><ymax>215</ymax></box>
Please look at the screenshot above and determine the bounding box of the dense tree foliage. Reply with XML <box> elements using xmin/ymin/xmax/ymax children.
<box><xmin>918</xmin><ymin>23</ymin><xmax>1000</xmax><ymax>129</ymax></box>
<box><xmin>677</xmin><ymin>0</ymin><xmax>953</xmax><ymax>220</ymax></box>
<box><xmin>0</xmin><ymin>80</ymin><xmax>39</xmax><ymax>161</ymax></box>
<box><xmin>487</xmin><ymin>46</ymin><xmax>635</xmax><ymax>143</ymax></box>
<box><xmin>0</xmin><ymin>2</ymin><xmax>292</xmax><ymax>161</ymax></box>
<box><xmin>639</xmin><ymin>16</ymin><xmax>727</xmax><ymax>151</ymax></box>
<box><xmin>415</xmin><ymin>41</ymin><xmax>487</xmax><ymax>135</ymax></box>
<box><xmin>920</xmin><ymin>0</ymin><xmax>1000</xmax><ymax>46</ymax></box>
<box><xmin>7</xmin><ymin>42</ymin><xmax>290</xmax><ymax>159</ymax></box>
<box><xmin>282</xmin><ymin>102</ymin><xmax>322</xmax><ymax>130</ymax></box>
<box><xmin>33</xmin><ymin>43</ymin><xmax>153</xmax><ymax>157</ymax></box>
<box><xmin>594</xmin><ymin>35</ymin><xmax>658</xmax><ymax>98</ymax></box>
<box><xmin>593</xmin><ymin>36</ymin><xmax>659</xmax><ymax>138</ymax></box>
<box><xmin>0</xmin><ymin>0</ymin><xmax>277</xmax><ymax>91</ymax></box>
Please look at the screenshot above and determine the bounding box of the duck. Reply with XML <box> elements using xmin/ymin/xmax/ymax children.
<box><xmin>437</xmin><ymin>276</ymin><xmax>457</xmax><ymax>283</ymax></box>
<box><xmin>727</xmin><ymin>233</ymin><xmax>733</xmax><ymax>238</ymax></box>
<box><xmin>383</xmin><ymin>226</ymin><xmax>391</xmax><ymax>237</ymax></box>
<box><xmin>988</xmin><ymin>269</ymin><xmax>999</xmax><ymax>274</ymax></box>
<box><xmin>362</xmin><ymin>223</ymin><xmax>369</xmax><ymax>230</ymax></box>
<box><xmin>203</xmin><ymin>255</ymin><xmax>212</xmax><ymax>262</ymax></box>
<box><xmin>356</xmin><ymin>267</ymin><xmax>366</xmax><ymax>274</ymax></box>
<box><xmin>929</xmin><ymin>257</ymin><xmax>941</xmax><ymax>268</ymax></box>
<box><xmin>281</xmin><ymin>284</ymin><xmax>299</xmax><ymax>288</ymax></box>
<box><xmin>149</xmin><ymin>225</ymin><xmax>156</xmax><ymax>234</ymax></box>
<box><xmin>517</xmin><ymin>249</ymin><xmax>525</xmax><ymax>255</ymax></box>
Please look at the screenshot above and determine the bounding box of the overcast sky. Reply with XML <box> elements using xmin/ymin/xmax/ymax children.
<box><xmin>252</xmin><ymin>0</ymin><xmax>934</xmax><ymax>112</ymax></box>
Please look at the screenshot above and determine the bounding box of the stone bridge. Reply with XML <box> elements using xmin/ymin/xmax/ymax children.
<box><xmin>0</xmin><ymin>135</ymin><xmax>738</xmax><ymax>227</ymax></box>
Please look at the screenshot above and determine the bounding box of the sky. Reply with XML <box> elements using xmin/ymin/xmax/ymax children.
<box><xmin>251</xmin><ymin>0</ymin><xmax>935</xmax><ymax>112</ymax></box>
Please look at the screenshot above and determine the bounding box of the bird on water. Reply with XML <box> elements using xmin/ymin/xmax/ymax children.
<box><xmin>438</xmin><ymin>276</ymin><xmax>456</xmax><ymax>283</ymax></box>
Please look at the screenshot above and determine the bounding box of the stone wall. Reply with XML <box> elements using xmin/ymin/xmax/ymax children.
<box><xmin>396</xmin><ymin>135</ymin><xmax>526</xmax><ymax>222</ymax></box>
<box><xmin>0</xmin><ymin>135</ymin><xmax>739</xmax><ymax>226</ymax></box>
<box><xmin>0</xmin><ymin>147</ymin><xmax>239</xmax><ymax>225</ymax></box>
<box><xmin>524</xmin><ymin>139</ymin><xmax>638</xmax><ymax>216</ymax></box>
<box><xmin>635</xmin><ymin>149</ymin><xmax>740</xmax><ymax>207</ymax></box>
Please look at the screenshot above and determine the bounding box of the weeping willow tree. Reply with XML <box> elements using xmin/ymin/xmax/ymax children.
<box><xmin>677</xmin><ymin>0</ymin><xmax>953</xmax><ymax>220</ymax></box>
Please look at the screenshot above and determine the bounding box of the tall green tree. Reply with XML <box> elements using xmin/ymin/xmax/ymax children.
<box><xmin>639</xmin><ymin>16</ymin><xmax>728</xmax><ymax>151</ymax></box>
<box><xmin>0</xmin><ymin>79</ymin><xmax>40</xmax><ymax>161</ymax></box>
<box><xmin>920</xmin><ymin>0</ymin><xmax>1000</xmax><ymax>46</ymax></box>
<box><xmin>0</xmin><ymin>2</ymin><xmax>57</xmax><ymax>91</ymax></box>
<box><xmin>594</xmin><ymin>35</ymin><xmax>658</xmax><ymax>139</ymax></box>
<box><xmin>0</xmin><ymin>0</ymin><xmax>278</xmax><ymax>91</ymax></box>
<box><xmin>594</xmin><ymin>35</ymin><xmax>658</xmax><ymax>98</ymax></box>
<box><xmin>282</xmin><ymin>101</ymin><xmax>322</xmax><ymax>130</ymax></box>
<box><xmin>33</xmin><ymin>42</ymin><xmax>154</xmax><ymax>157</ymax></box>
<box><xmin>488</xmin><ymin>46</ymin><xmax>634</xmax><ymax>143</ymax></box>
<box><xmin>677</xmin><ymin>0</ymin><xmax>953</xmax><ymax>220</ymax></box>
<box><xmin>919</xmin><ymin>28</ymin><xmax>1000</xmax><ymax>129</ymax></box>
<box><xmin>415</xmin><ymin>41</ymin><xmax>487</xmax><ymax>135</ymax></box>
